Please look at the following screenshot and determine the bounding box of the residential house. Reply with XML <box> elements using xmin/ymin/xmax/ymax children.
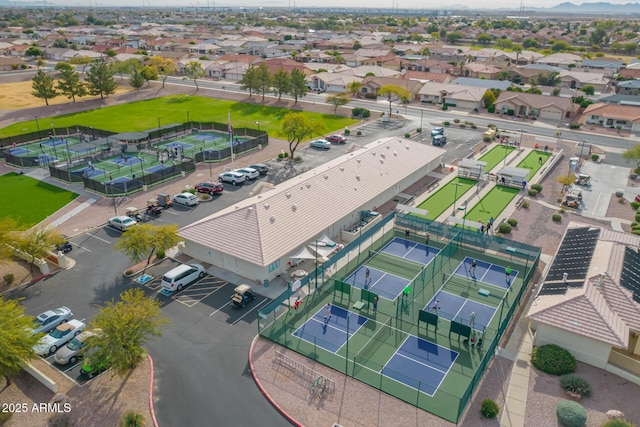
<box><xmin>599</xmin><ymin>94</ymin><xmax>640</xmax><ymax>106</ymax></box>
<box><xmin>404</xmin><ymin>58</ymin><xmax>455</xmax><ymax>74</ymax></box>
<box><xmin>558</xmin><ymin>70</ymin><xmax>610</xmax><ymax>92</ymax></box>
<box><xmin>453</xmin><ymin>77</ymin><xmax>511</xmax><ymax>91</ymax></box>
<box><xmin>0</xmin><ymin>56</ymin><xmax>26</xmax><ymax>71</ymax></box>
<box><xmin>264</xmin><ymin>58</ymin><xmax>310</xmax><ymax>76</ymax></box>
<box><xmin>401</xmin><ymin>70</ymin><xmax>452</xmax><ymax>84</ymax></box>
<box><xmin>581</xmin><ymin>59</ymin><xmax>623</xmax><ymax>77</ymax></box>
<box><xmin>618</xmin><ymin>68</ymin><xmax>640</xmax><ymax>80</ymax></box>
<box><xmin>535</xmin><ymin>53</ymin><xmax>582</xmax><ymax>69</ymax></box>
<box><xmin>418</xmin><ymin>83</ymin><xmax>486</xmax><ymax>110</ymax></box>
<box><xmin>511</xmin><ymin>64</ymin><xmax>563</xmax><ymax>84</ymax></box>
<box><xmin>428</xmin><ymin>46</ymin><xmax>466</xmax><ymax>63</ymax></box>
<box><xmin>582</xmin><ymin>103</ymin><xmax>640</xmax><ymax>133</ymax></box>
<box><xmin>462</xmin><ymin>62</ymin><xmax>501</xmax><ymax>79</ymax></box>
<box><xmin>309</xmin><ymin>70</ymin><xmax>362</xmax><ymax>93</ymax></box>
<box><xmin>528</xmin><ymin>223</ymin><xmax>640</xmax><ymax>387</ymax></box>
<box><xmin>616</xmin><ymin>80</ymin><xmax>640</xmax><ymax>95</ymax></box>
<box><xmin>359</xmin><ymin>76</ymin><xmax>424</xmax><ymax>100</ymax></box>
<box><xmin>494</xmin><ymin>92</ymin><xmax>574</xmax><ymax>121</ymax></box>
<box><xmin>350</xmin><ymin>65</ymin><xmax>401</xmax><ymax>78</ymax></box>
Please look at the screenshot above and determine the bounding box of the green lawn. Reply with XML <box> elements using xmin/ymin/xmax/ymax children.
<box><xmin>0</xmin><ymin>173</ymin><xmax>79</xmax><ymax>229</ymax></box>
<box><xmin>0</xmin><ymin>95</ymin><xmax>358</xmax><ymax>141</ymax></box>
<box><xmin>463</xmin><ymin>186</ymin><xmax>520</xmax><ymax>225</ymax></box>
<box><xmin>479</xmin><ymin>145</ymin><xmax>516</xmax><ymax>172</ymax></box>
<box><xmin>414</xmin><ymin>177</ymin><xmax>476</xmax><ymax>220</ymax></box>
<box><xmin>516</xmin><ymin>150</ymin><xmax>552</xmax><ymax>179</ymax></box>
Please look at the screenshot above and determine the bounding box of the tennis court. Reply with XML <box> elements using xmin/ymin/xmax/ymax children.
<box><xmin>454</xmin><ymin>256</ymin><xmax>518</xmax><ymax>289</ymax></box>
<box><xmin>10</xmin><ymin>136</ymin><xmax>90</xmax><ymax>162</ymax></box>
<box><xmin>382</xmin><ymin>335</ymin><xmax>458</xmax><ymax>396</ymax></box>
<box><xmin>293</xmin><ymin>305</ymin><xmax>368</xmax><ymax>353</ymax></box>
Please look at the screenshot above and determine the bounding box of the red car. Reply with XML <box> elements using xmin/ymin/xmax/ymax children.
<box><xmin>326</xmin><ymin>134</ymin><xmax>347</xmax><ymax>144</ymax></box>
<box><xmin>195</xmin><ymin>182</ymin><xmax>224</xmax><ymax>195</ymax></box>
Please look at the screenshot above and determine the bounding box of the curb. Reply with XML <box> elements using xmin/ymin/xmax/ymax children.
<box><xmin>1</xmin><ymin>271</ymin><xmax>57</xmax><ymax>297</ymax></box>
<box><xmin>147</xmin><ymin>354</ymin><xmax>159</xmax><ymax>427</ymax></box>
<box><xmin>248</xmin><ymin>335</ymin><xmax>301</xmax><ymax>427</ymax></box>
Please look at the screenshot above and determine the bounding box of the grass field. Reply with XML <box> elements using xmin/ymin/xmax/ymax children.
<box><xmin>516</xmin><ymin>150</ymin><xmax>552</xmax><ymax>179</ymax></box>
<box><xmin>463</xmin><ymin>185</ymin><xmax>520</xmax><ymax>225</ymax></box>
<box><xmin>0</xmin><ymin>173</ymin><xmax>79</xmax><ymax>229</ymax></box>
<box><xmin>415</xmin><ymin>177</ymin><xmax>476</xmax><ymax>220</ymax></box>
<box><xmin>0</xmin><ymin>95</ymin><xmax>358</xmax><ymax>141</ymax></box>
<box><xmin>479</xmin><ymin>145</ymin><xmax>516</xmax><ymax>172</ymax></box>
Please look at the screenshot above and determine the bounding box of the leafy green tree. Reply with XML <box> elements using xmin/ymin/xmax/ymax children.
<box><xmin>497</xmin><ymin>71</ymin><xmax>511</xmax><ymax>81</ymax></box>
<box><xmin>622</xmin><ymin>144</ymin><xmax>640</xmax><ymax>171</ymax></box>
<box><xmin>0</xmin><ymin>218</ymin><xmax>19</xmax><ymax>262</ymax></box>
<box><xmin>532</xmin><ymin>72</ymin><xmax>560</xmax><ymax>87</ymax></box>
<box><xmin>482</xmin><ymin>90</ymin><xmax>496</xmax><ymax>109</ymax></box>
<box><xmin>590</xmin><ymin>27</ymin><xmax>607</xmax><ymax>45</ymax></box>
<box><xmin>446</xmin><ymin>31</ymin><xmax>463</xmax><ymax>44</ymax></box>
<box><xmin>15</xmin><ymin>227</ymin><xmax>64</xmax><ymax>272</ymax></box>
<box><xmin>25</xmin><ymin>46</ymin><xmax>43</xmax><ymax>57</ymax></box>
<box><xmin>52</xmin><ymin>38</ymin><xmax>68</xmax><ymax>48</ymax></box>
<box><xmin>271</xmin><ymin>67</ymin><xmax>291</xmax><ymax>101</ymax></box>
<box><xmin>477</xmin><ymin>33</ymin><xmax>492</xmax><ymax>45</ymax></box>
<box><xmin>346</xmin><ymin>81</ymin><xmax>362</xmax><ymax>97</ymax></box>
<box><xmin>147</xmin><ymin>56</ymin><xmax>176</xmax><ymax>89</ymax></box>
<box><xmin>325</xmin><ymin>92</ymin><xmax>350</xmax><ymax>112</ymax></box>
<box><xmin>289</xmin><ymin>68</ymin><xmax>308</xmax><ymax>105</ymax></box>
<box><xmin>68</xmin><ymin>56</ymin><xmax>94</xmax><ymax>73</ymax></box>
<box><xmin>31</xmin><ymin>70</ymin><xmax>57</xmax><ymax>106</ymax></box>
<box><xmin>85</xmin><ymin>61</ymin><xmax>117</xmax><ymax>99</ymax></box>
<box><xmin>255</xmin><ymin>62</ymin><xmax>271</xmax><ymax>101</ymax></box>
<box><xmin>140</xmin><ymin>65</ymin><xmax>158</xmax><ymax>87</ymax></box>
<box><xmin>183</xmin><ymin>61</ymin><xmax>205</xmax><ymax>91</ymax></box>
<box><xmin>579</xmin><ymin>85</ymin><xmax>595</xmax><ymax>96</ymax></box>
<box><xmin>87</xmin><ymin>288</ymin><xmax>168</xmax><ymax>377</ymax></box>
<box><xmin>282</xmin><ymin>112</ymin><xmax>323</xmax><ymax>160</ymax></box>
<box><xmin>128</xmin><ymin>67</ymin><xmax>144</xmax><ymax>91</ymax></box>
<box><xmin>54</xmin><ymin>62</ymin><xmax>86</xmax><ymax>102</ymax></box>
<box><xmin>624</xmin><ymin>42</ymin><xmax>638</xmax><ymax>54</ymax></box>
<box><xmin>0</xmin><ymin>298</ymin><xmax>41</xmax><ymax>388</ymax></box>
<box><xmin>114</xmin><ymin>224</ymin><xmax>180</xmax><ymax>274</ymax></box>
<box><xmin>239</xmin><ymin>65</ymin><xmax>259</xmax><ymax>97</ymax></box>
<box><xmin>377</xmin><ymin>84</ymin><xmax>411</xmax><ymax>117</ymax></box>
<box><xmin>111</xmin><ymin>58</ymin><xmax>140</xmax><ymax>80</ymax></box>
<box><xmin>610</xmin><ymin>41</ymin><xmax>623</xmax><ymax>54</ymax></box>
<box><xmin>551</xmin><ymin>40</ymin><xmax>573</xmax><ymax>52</ymax></box>
<box><xmin>525</xmin><ymin>86</ymin><xmax>542</xmax><ymax>94</ymax></box>
<box><xmin>522</xmin><ymin>38</ymin><xmax>540</xmax><ymax>49</ymax></box>
<box><xmin>495</xmin><ymin>39</ymin><xmax>513</xmax><ymax>50</ymax></box>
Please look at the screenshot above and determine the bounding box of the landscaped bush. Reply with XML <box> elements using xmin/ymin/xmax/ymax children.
<box><xmin>3</xmin><ymin>273</ymin><xmax>14</xmax><ymax>285</ymax></box>
<box><xmin>344</xmin><ymin>129</ymin><xmax>351</xmax><ymax>135</ymax></box>
<box><xmin>453</xmin><ymin>118</ymin><xmax>460</xmax><ymax>123</ymax></box>
<box><xmin>635</xmin><ymin>212</ymin><xmax>640</xmax><ymax>222</ymax></box>
<box><xmin>619</xmin><ymin>197</ymin><xmax>626</xmax><ymax>204</ymax></box>
<box><xmin>352</xmin><ymin>107</ymin><xmax>364</xmax><ymax>116</ymax></box>
<box><xmin>528</xmin><ymin>189</ymin><xmax>538</xmax><ymax>197</ymax></box>
<box><xmin>592</xmin><ymin>154</ymin><xmax>600</xmax><ymax>161</ymax></box>
<box><xmin>120</xmin><ymin>411</ymin><xmax>145</xmax><ymax>427</ymax></box>
<box><xmin>568</xmin><ymin>122</ymin><xmax>581</xmax><ymax>129</ymax></box>
<box><xmin>155</xmin><ymin>249</ymin><xmax>166</xmax><ymax>259</ymax></box>
<box><xmin>124</xmin><ymin>269</ymin><xmax>133</xmax><ymax>276</ymax></box>
<box><xmin>556</xmin><ymin>400</ymin><xmax>587</xmax><ymax>427</ymax></box>
<box><xmin>459</xmin><ymin>124</ymin><xmax>466</xmax><ymax>128</ymax></box>
<box><xmin>632</xmin><ymin>229</ymin><xmax>640</xmax><ymax>235</ymax></box>
<box><xmin>471</xmin><ymin>124</ymin><xmax>477</xmax><ymax>129</ymax></box>
<box><xmin>356</xmin><ymin>130</ymin><xmax>362</xmax><ymax>136</ymax></box>
<box><xmin>442</xmin><ymin>104</ymin><xmax>448</xmax><ymax>110</ymax></box>
<box><xmin>361</xmin><ymin>109</ymin><xmax>371</xmax><ymax>118</ymax></box>
<box><xmin>483</xmin><ymin>135</ymin><xmax>492</xmax><ymax>142</ymax></box>
<box><xmin>507</xmin><ymin>218</ymin><xmax>518</xmax><ymax>227</ymax></box>
<box><xmin>531</xmin><ymin>344</ymin><xmax>576</xmax><ymax>375</ymax></box>
<box><xmin>405</xmin><ymin>133</ymin><xmax>411</xmax><ymax>138</ymax></box>
<box><xmin>631</xmin><ymin>201</ymin><xmax>640</xmax><ymax>210</ymax></box>
<box><xmin>531</xmin><ymin>183</ymin><xmax>543</xmax><ymax>192</ymax></box>
<box><xmin>444</xmin><ymin>121</ymin><xmax>450</xmax><ymax>126</ymax></box>
<box><xmin>602</xmin><ymin>419</ymin><xmax>637</xmax><ymax>427</ymax></box>
<box><xmin>481</xmin><ymin>399</ymin><xmax>500</xmax><ymax>418</ymax></box>
<box><xmin>488</xmin><ymin>106</ymin><xmax>496</xmax><ymax>113</ymax></box>
<box><xmin>560</xmin><ymin>374</ymin><xmax>591</xmax><ymax>397</ymax></box>
<box><xmin>498</xmin><ymin>223</ymin><xmax>512</xmax><ymax>234</ymax></box>
<box><xmin>364</xmin><ymin>93</ymin><xmax>377</xmax><ymax>100</ymax></box>
<box><xmin>186</xmin><ymin>188</ymin><xmax>196</xmax><ymax>194</ymax></box>
<box><xmin>522</xmin><ymin>201</ymin><xmax>530</xmax><ymax>208</ymax></box>
<box><xmin>416</xmin><ymin>128</ymin><xmax>422</xmax><ymax>133</ymax></box>
<box><xmin>294</xmin><ymin>155</ymin><xmax>303</xmax><ymax>161</ymax></box>
<box><xmin>200</xmin><ymin>193</ymin><xmax>211</xmax><ymax>201</ymax></box>
<box><xmin>278</xmin><ymin>151</ymin><xmax>290</xmax><ymax>159</ymax></box>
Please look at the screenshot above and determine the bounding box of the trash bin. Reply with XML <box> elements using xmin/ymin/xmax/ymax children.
<box><xmin>263</xmin><ymin>279</ymin><xmax>269</xmax><ymax>288</ymax></box>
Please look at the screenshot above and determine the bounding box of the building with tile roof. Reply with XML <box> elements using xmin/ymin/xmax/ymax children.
<box><xmin>528</xmin><ymin>222</ymin><xmax>640</xmax><ymax>385</ymax></box>
<box><xmin>178</xmin><ymin>137</ymin><xmax>445</xmax><ymax>283</ymax></box>
<box><xmin>582</xmin><ymin>103</ymin><xmax>640</xmax><ymax>133</ymax></box>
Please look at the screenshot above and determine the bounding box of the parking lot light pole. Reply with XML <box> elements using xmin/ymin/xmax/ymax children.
<box><xmin>35</xmin><ymin>116</ymin><xmax>40</xmax><ymax>135</ymax></box>
<box><xmin>255</xmin><ymin>121</ymin><xmax>260</xmax><ymax>132</ymax></box>
<box><xmin>157</xmin><ymin>117</ymin><xmax>161</xmax><ymax>141</ymax></box>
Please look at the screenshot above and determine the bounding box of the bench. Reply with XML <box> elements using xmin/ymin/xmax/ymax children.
<box><xmin>478</xmin><ymin>288</ymin><xmax>490</xmax><ymax>297</ymax></box>
<box><xmin>353</xmin><ymin>301</ymin><xmax>366</xmax><ymax>310</ymax></box>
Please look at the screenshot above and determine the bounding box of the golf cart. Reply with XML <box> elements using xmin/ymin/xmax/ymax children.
<box><xmin>231</xmin><ymin>284</ymin><xmax>256</xmax><ymax>308</ymax></box>
<box><xmin>146</xmin><ymin>199</ymin><xmax>163</xmax><ymax>216</ymax></box>
<box><xmin>125</xmin><ymin>206</ymin><xmax>143</xmax><ymax>222</ymax></box>
<box><xmin>157</xmin><ymin>193</ymin><xmax>173</xmax><ymax>208</ymax></box>
<box><xmin>575</xmin><ymin>173</ymin><xmax>591</xmax><ymax>187</ymax></box>
<box><xmin>562</xmin><ymin>188</ymin><xmax>583</xmax><ymax>209</ymax></box>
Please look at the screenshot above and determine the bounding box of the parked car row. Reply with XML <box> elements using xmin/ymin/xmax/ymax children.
<box><xmin>218</xmin><ymin>163</ymin><xmax>269</xmax><ymax>186</ymax></box>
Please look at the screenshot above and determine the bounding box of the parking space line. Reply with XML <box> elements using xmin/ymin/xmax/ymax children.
<box><xmin>231</xmin><ymin>298</ymin><xmax>270</xmax><ymax>325</ymax></box>
<box><xmin>85</xmin><ymin>232</ymin><xmax>111</xmax><ymax>244</ymax></box>
<box><xmin>209</xmin><ymin>301</ymin><xmax>232</xmax><ymax>316</ymax></box>
<box><xmin>41</xmin><ymin>357</ymin><xmax>83</xmax><ymax>386</ymax></box>
<box><xmin>162</xmin><ymin>210</ymin><xmax>179</xmax><ymax>215</ymax></box>
<box><xmin>63</xmin><ymin>360</ymin><xmax>83</xmax><ymax>373</ymax></box>
<box><xmin>70</xmin><ymin>242</ymin><xmax>92</xmax><ymax>252</ymax></box>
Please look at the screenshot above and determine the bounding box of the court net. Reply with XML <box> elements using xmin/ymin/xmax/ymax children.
<box><xmin>368</xmin><ymin>250</ymin><xmax>423</xmax><ymax>280</ymax></box>
<box><xmin>442</xmin><ymin>273</ymin><xmax>506</xmax><ymax>307</ymax></box>
<box><xmin>354</xmin><ymin>317</ymin><xmax>392</xmax><ymax>365</ymax></box>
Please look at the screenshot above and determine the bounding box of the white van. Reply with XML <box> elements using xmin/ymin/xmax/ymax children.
<box><xmin>161</xmin><ymin>263</ymin><xmax>205</xmax><ymax>292</ymax></box>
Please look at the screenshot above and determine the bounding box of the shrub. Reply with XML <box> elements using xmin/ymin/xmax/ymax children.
<box><xmin>619</xmin><ymin>197</ymin><xmax>626</xmax><ymax>204</ymax></box>
<box><xmin>416</xmin><ymin>128</ymin><xmax>422</xmax><ymax>133</ymax></box>
<box><xmin>568</xmin><ymin>122</ymin><xmax>581</xmax><ymax>129</ymax></box>
<box><xmin>531</xmin><ymin>344</ymin><xmax>576</xmax><ymax>375</ymax></box>
<box><xmin>186</xmin><ymin>188</ymin><xmax>196</xmax><ymax>194</ymax></box>
<box><xmin>0</xmin><ymin>412</ymin><xmax>12</xmax><ymax>425</ymax></box>
<box><xmin>364</xmin><ymin>93</ymin><xmax>377</xmax><ymax>100</ymax></box>
<box><xmin>200</xmin><ymin>193</ymin><xmax>211</xmax><ymax>201</ymax></box>
<box><xmin>344</xmin><ymin>129</ymin><xmax>351</xmax><ymax>135</ymax></box>
<box><xmin>442</xmin><ymin>104</ymin><xmax>448</xmax><ymax>110</ymax></box>
<box><xmin>294</xmin><ymin>155</ymin><xmax>302</xmax><ymax>161</ymax></box>
<box><xmin>592</xmin><ymin>154</ymin><xmax>599</xmax><ymax>161</ymax></box>
<box><xmin>556</xmin><ymin>400</ymin><xmax>587</xmax><ymax>427</ymax></box>
<box><xmin>602</xmin><ymin>420</ymin><xmax>637</xmax><ymax>427</ymax></box>
<box><xmin>560</xmin><ymin>374</ymin><xmax>592</xmax><ymax>397</ymax></box>
<box><xmin>471</xmin><ymin>124</ymin><xmax>477</xmax><ymax>129</ymax></box>
<box><xmin>635</xmin><ymin>212</ymin><xmax>640</xmax><ymax>222</ymax></box>
<box><xmin>487</xmin><ymin>123</ymin><xmax>496</xmax><ymax>128</ymax></box>
<box><xmin>120</xmin><ymin>411</ymin><xmax>145</xmax><ymax>427</ymax></box>
<box><xmin>352</xmin><ymin>107</ymin><xmax>364</xmax><ymax>116</ymax></box>
<box><xmin>361</xmin><ymin>109</ymin><xmax>371</xmax><ymax>118</ymax></box>
<box><xmin>531</xmin><ymin>183</ymin><xmax>543</xmax><ymax>192</ymax></box>
<box><xmin>507</xmin><ymin>218</ymin><xmax>518</xmax><ymax>226</ymax></box>
<box><xmin>277</xmin><ymin>152</ymin><xmax>285</xmax><ymax>159</ymax></box>
<box><xmin>155</xmin><ymin>249</ymin><xmax>166</xmax><ymax>259</ymax></box>
<box><xmin>522</xmin><ymin>201</ymin><xmax>530</xmax><ymax>208</ymax></box>
<box><xmin>498</xmin><ymin>223</ymin><xmax>512</xmax><ymax>234</ymax></box>
<box><xmin>528</xmin><ymin>189</ymin><xmax>538</xmax><ymax>197</ymax></box>
<box><xmin>48</xmin><ymin>413</ymin><xmax>72</xmax><ymax>427</ymax></box>
<box><xmin>483</xmin><ymin>135</ymin><xmax>492</xmax><ymax>142</ymax></box>
<box><xmin>481</xmin><ymin>399</ymin><xmax>500</xmax><ymax>418</ymax></box>
<box><xmin>3</xmin><ymin>273</ymin><xmax>14</xmax><ymax>285</ymax></box>
<box><xmin>453</xmin><ymin>118</ymin><xmax>460</xmax><ymax>123</ymax></box>
<box><xmin>444</xmin><ymin>121</ymin><xmax>450</xmax><ymax>126</ymax></box>
<box><xmin>632</xmin><ymin>229</ymin><xmax>640</xmax><ymax>235</ymax></box>
<box><xmin>631</xmin><ymin>202</ymin><xmax>640</xmax><ymax>210</ymax></box>
<box><xmin>616</xmin><ymin>190</ymin><xmax>624</xmax><ymax>197</ymax></box>
<box><xmin>405</xmin><ymin>133</ymin><xmax>411</xmax><ymax>138</ymax></box>
<box><xmin>488</xmin><ymin>106</ymin><xmax>496</xmax><ymax>113</ymax></box>
<box><xmin>357</xmin><ymin>130</ymin><xmax>362</xmax><ymax>136</ymax></box>
<box><xmin>124</xmin><ymin>269</ymin><xmax>133</xmax><ymax>276</ymax></box>
<box><xmin>459</xmin><ymin>124</ymin><xmax>466</xmax><ymax>128</ymax></box>
<box><xmin>632</xmin><ymin>222</ymin><xmax>638</xmax><ymax>227</ymax></box>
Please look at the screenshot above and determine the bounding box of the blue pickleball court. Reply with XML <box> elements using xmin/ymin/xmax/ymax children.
<box><xmin>454</xmin><ymin>257</ymin><xmax>518</xmax><ymax>289</ymax></box>
<box><xmin>345</xmin><ymin>265</ymin><xmax>410</xmax><ymax>300</ymax></box>
<box><xmin>292</xmin><ymin>305</ymin><xmax>368</xmax><ymax>353</ymax></box>
<box><xmin>382</xmin><ymin>335</ymin><xmax>458</xmax><ymax>396</ymax></box>
<box><xmin>425</xmin><ymin>289</ymin><xmax>497</xmax><ymax>331</ymax></box>
<box><xmin>379</xmin><ymin>237</ymin><xmax>440</xmax><ymax>266</ymax></box>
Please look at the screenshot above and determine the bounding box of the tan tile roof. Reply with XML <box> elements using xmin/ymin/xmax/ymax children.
<box><xmin>179</xmin><ymin>138</ymin><xmax>445</xmax><ymax>267</ymax></box>
<box><xmin>583</xmin><ymin>103</ymin><xmax>640</xmax><ymax>122</ymax></box>
<box><xmin>495</xmin><ymin>92</ymin><xmax>573</xmax><ymax>111</ymax></box>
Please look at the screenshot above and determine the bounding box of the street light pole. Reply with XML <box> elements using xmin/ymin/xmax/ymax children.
<box><xmin>315</xmin><ymin>240</ymin><xmax>319</xmax><ymax>290</ymax></box>
<box><xmin>35</xmin><ymin>116</ymin><xmax>40</xmax><ymax>136</ymax></box>
<box><xmin>255</xmin><ymin>121</ymin><xmax>260</xmax><ymax>132</ymax></box>
<box><xmin>157</xmin><ymin>117</ymin><xmax>161</xmax><ymax>141</ymax></box>
<box><xmin>452</xmin><ymin>182</ymin><xmax>462</xmax><ymax>215</ymax></box>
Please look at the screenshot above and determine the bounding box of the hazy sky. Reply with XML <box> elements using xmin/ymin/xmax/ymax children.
<box><xmin>25</xmin><ymin>0</ymin><xmax>640</xmax><ymax>10</ymax></box>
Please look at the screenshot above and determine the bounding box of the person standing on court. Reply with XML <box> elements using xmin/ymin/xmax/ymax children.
<box><xmin>373</xmin><ymin>296</ymin><xmax>378</xmax><ymax>314</ymax></box>
<box><xmin>365</xmin><ymin>267</ymin><xmax>370</xmax><ymax>285</ymax></box>
<box><xmin>324</xmin><ymin>303</ymin><xmax>331</xmax><ymax>323</ymax></box>
<box><xmin>430</xmin><ymin>299</ymin><xmax>440</xmax><ymax>313</ymax></box>
<box><xmin>470</xmin><ymin>259</ymin><xmax>477</xmax><ymax>276</ymax></box>
<box><xmin>405</xmin><ymin>229</ymin><xmax>410</xmax><ymax>238</ymax></box>
<box><xmin>505</xmin><ymin>265</ymin><xmax>512</xmax><ymax>281</ymax></box>
<box><xmin>469</xmin><ymin>311</ymin><xmax>476</xmax><ymax>329</ymax></box>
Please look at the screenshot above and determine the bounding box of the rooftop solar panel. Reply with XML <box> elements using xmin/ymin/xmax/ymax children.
<box><xmin>620</xmin><ymin>247</ymin><xmax>640</xmax><ymax>303</ymax></box>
